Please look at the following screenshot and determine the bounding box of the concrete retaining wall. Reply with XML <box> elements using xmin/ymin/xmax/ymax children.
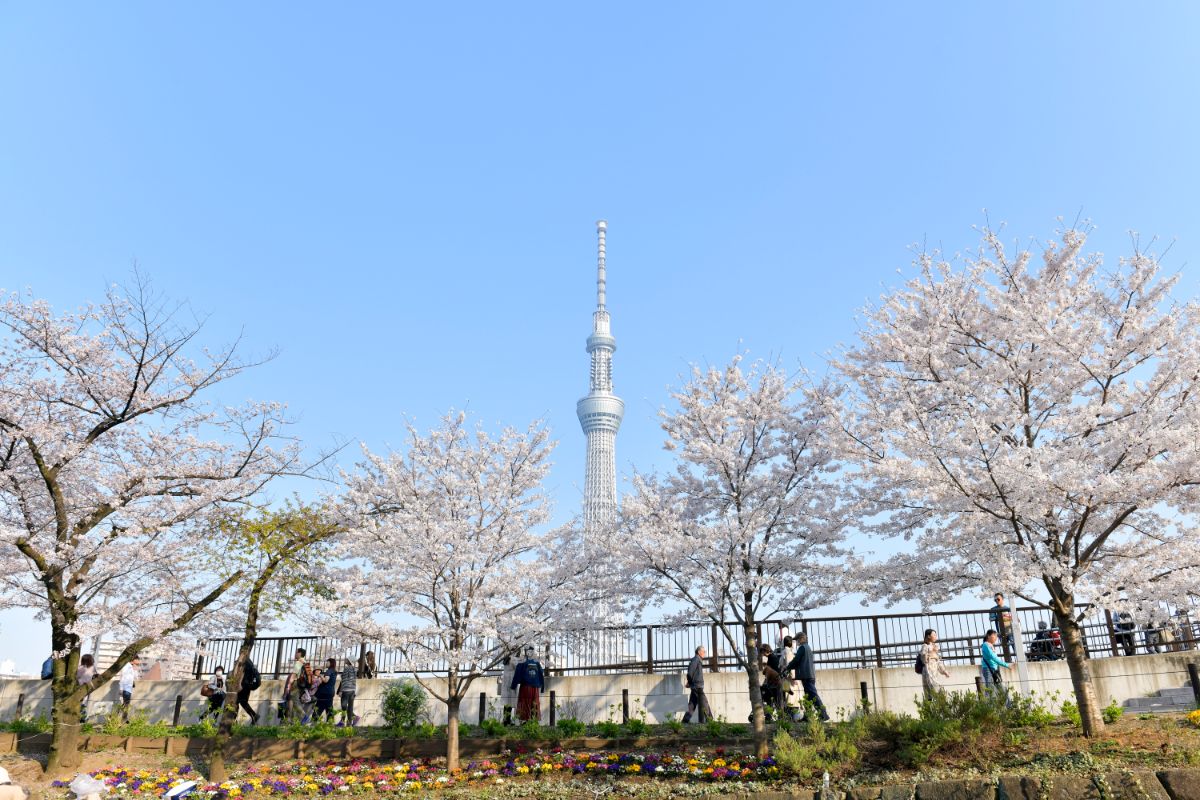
<box><xmin>0</xmin><ymin>653</ymin><xmax>1195</xmax><ymax>726</ymax></box>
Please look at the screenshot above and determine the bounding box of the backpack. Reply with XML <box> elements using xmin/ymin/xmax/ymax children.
<box><xmin>41</xmin><ymin>657</ymin><xmax>54</xmax><ymax>680</ymax></box>
<box><xmin>914</xmin><ymin>651</ymin><xmax>925</xmax><ymax>675</ymax></box>
<box><xmin>244</xmin><ymin>661</ymin><xmax>262</xmax><ymax>691</ymax></box>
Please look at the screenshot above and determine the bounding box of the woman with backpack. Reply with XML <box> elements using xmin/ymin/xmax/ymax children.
<box><xmin>237</xmin><ymin>659</ymin><xmax>261</xmax><ymax>725</ymax></box>
<box><xmin>918</xmin><ymin>628</ymin><xmax>951</xmax><ymax>698</ymax></box>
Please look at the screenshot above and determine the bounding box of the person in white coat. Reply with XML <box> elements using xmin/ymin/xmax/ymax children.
<box><xmin>118</xmin><ymin>657</ymin><xmax>140</xmax><ymax>723</ymax></box>
<box><xmin>918</xmin><ymin>629</ymin><xmax>951</xmax><ymax>699</ymax></box>
<box><xmin>498</xmin><ymin>654</ymin><xmax>518</xmax><ymax>725</ymax></box>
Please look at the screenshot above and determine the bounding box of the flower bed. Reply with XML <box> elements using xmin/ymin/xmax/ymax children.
<box><xmin>52</xmin><ymin>751</ymin><xmax>781</xmax><ymax>797</ymax></box>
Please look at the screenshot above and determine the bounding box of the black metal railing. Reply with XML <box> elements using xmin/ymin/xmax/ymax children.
<box><xmin>193</xmin><ymin>603</ymin><xmax>1200</xmax><ymax>679</ymax></box>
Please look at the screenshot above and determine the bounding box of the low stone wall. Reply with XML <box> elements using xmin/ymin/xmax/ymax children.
<box><xmin>0</xmin><ymin>653</ymin><xmax>1195</xmax><ymax>726</ymax></box>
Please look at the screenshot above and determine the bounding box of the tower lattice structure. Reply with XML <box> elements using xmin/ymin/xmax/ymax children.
<box><xmin>576</xmin><ymin>220</ymin><xmax>624</xmax><ymax>530</ymax></box>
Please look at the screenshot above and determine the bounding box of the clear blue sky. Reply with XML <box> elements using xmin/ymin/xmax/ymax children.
<box><xmin>3</xmin><ymin>3</ymin><xmax>1200</xmax><ymax>672</ymax></box>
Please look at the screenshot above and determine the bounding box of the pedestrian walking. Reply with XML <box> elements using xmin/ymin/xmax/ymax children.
<box><xmin>296</xmin><ymin>662</ymin><xmax>318</xmax><ymax>723</ymax></box>
<box><xmin>200</xmin><ymin>667</ymin><xmax>227</xmax><ymax>721</ymax></box>
<box><xmin>237</xmin><ymin>658</ymin><xmax>261</xmax><ymax>725</ymax></box>
<box><xmin>118</xmin><ymin>657</ymin><xmax>140</xmax><ymax>723</ymax></box>
<box><xmin>979</xmin><ymin>630</ymin><xmax>1011</xmax><ymax>694</ymax></box>
<box><xmin>758</xmin><ymin>644</ymin><xmax>782</xmax><ymax>719</ymax></box>
<box><xmin>313</xmin><ymin>658</ymin><xmax>338</xmax><ymax>722</ymax></box>
<box><xmin>498</xmin><ymin>655</ymin><xmax>518</xmax><ymax>725</ymax></box>
<box><xmin>787</xmin><ymin>632</ymin><xmax>829</xmax><ymax>722</ymax></box>
<box><xmin>281</xmin><ymin>648</ymin><xmax>307</xmax><ymax>722</ymax></box>
<box><xmin>76</xmin><ymin>654</ymin><xmax>97</xmax><ymax>723</ymax></box>
<box><xmin>778</xmin><ymin>636</ymin><xmax>796</xmax><ymax>716</ymax></box>
<box><xmin>682</xmin><ymin>645</ymin><xmax>713</xmax><ymax>723</ymax></box>
<box><xmin>917</xmin><ymin>629</ymin><xmax>951</xmax><ymax>699</ymax></box>
<box><xmin>510</xmin><ymin>646</ymin><xmax>544</xmax><ymax>723</ymax></box>
<box><xmin>989</xmin><ymin>593</ymin><xmax>1015</xmax><ymax>657</ymax></box>
<box><xmin>338</xmin><ymin>658</ymin><xmax>358</xmax><ymax>727</ymax></box>
<box><xmin>1114</xmin><ymin>612</ymin><xmax>1137</xmax><ymax>656</ymax></box>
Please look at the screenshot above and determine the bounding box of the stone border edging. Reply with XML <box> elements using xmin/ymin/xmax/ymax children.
<box><xmin>750</xmin><ymin>769</ymin><xmax>1200</xmax><ymax>800</ymax></box>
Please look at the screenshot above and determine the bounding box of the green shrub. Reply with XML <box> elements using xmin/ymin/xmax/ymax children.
<box><xmin>480</xmin><ymin>718</ymin><xmax>506</xmax><ymax>737</ymax></box>
<box><xmin>596</xmin><ymin>719</ymin><xmax>621</xmax><ymax>738</ymax></box>
<box><xmin>555</xmin><ymin>717</ymin><xmax>586</xmax><ymax>737</ymax></box>
<box><xmin>0</xmin><ymin>716</ymin><xmax>51</xmax><ymax>734</ymax></box>
<box><xmin>381</xmin><ymin>681</ymin><xmax>427</xmax><ymax>731</ymax></box>
<box><xmin>665</xmin><ymin>718</ymin><xmax>684</xmax><ymax>734</ymax></box>
<box><xmin>1061</xmin><ymin>700</ymin><xmax>1082</xmax><ymax>727</ymax></box>
<box><xmin>174</xmin><ymin>719</ymin><xmax>217</xmax><ymax>738</ymax></box>
<box><xmin>101</xmin><ymin>713</ymin><xmax>171</xmax><ymax>738</ymax></box>
<box><xmin>1103</xmin><ymin>698</ymin><xmax>1124</xmax><ymax>725</ymax></box>
<box><xmin>623</xmin><ymin>717</ymin><xmax>649</xmax><ymax>736</ymax></box>
<box><xmin>519</xmin><ymin>719</ymin><xmax>544</xmax><ymax>740</ymax></box>
<box><xmin>704</xmin><ymin>717</ymin><xmax>737</xmax><ymax>739</ymax></box>
<box><xmin>771</xmin><ymin>727</ymin><xmax>859</xmax><ymax>778</ymax></box>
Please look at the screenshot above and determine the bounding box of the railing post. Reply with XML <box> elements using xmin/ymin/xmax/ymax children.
<box><xmin>709</xmin><ymin>624</ymin><xmax>719</xmax><ymax>673</ymax></box>
<box><xmin>15</xmin><ymin>694</ymin><xmax>24</xmax><ymax>718</ymax></box>
<box><xmin>645</xmin><ymin>627</ymin><xmax>654</xmax><ymax>674</ymax></box>
<box><xmin>621</xmin><ymin>689</ymin><xmax>629</xmax><ymax>723</ymax></box>
<box><xmin>548</xmin><ymin>690</ymin><xmax>556</xmax><ymax>727</ymax></box>
<box><xmin>1188</xmin><ymin>663</ymin><xmax>1200</xmax><ymax>707</ymax></box>
<box><xmin>478</xmin><ymin>692</ymin><xmax>486</xmax><ymax>725</ymax></box>
<box><xmin>173</xmin><ymin>695</ymin><xmax>184</xmax><ymax>727</ymax></box>
<box><xmin>1105</xmin><ymin>609</ymin><xmax>1121</xmax><ymax>657</ymax></box>
<box><xmin>194</xmin><ymin>651</ymin><xmax>205</xmax><ymax>680</ymax></box>
<box><xmin>273</xmin><ymin>639</ymin><xmax>286</xmax><ymax>679</ymax></box>
<box><xmin>974</xmin><ymin>676</ymin><xmax>983</xmax><ymax>696</ymax></box>
<box><xmin>871</xmin><ymin>616</ymin><xmax>884</xmax><ymax>669</ymax></box>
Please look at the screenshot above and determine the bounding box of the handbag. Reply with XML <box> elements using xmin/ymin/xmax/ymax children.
<box><xmin>201</xmin><ymin>684</ymin><xmax>214</xmax><ymax>698</ymax></box>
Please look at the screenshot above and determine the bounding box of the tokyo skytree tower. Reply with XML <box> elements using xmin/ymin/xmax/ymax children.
<box><xmin>576</xmin><ymin>220</ymin><xmax>624</xmax><ymax>529</ymax></box>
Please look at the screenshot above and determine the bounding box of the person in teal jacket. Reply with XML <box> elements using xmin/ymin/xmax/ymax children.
<box><xmin>980</xmin><ymin>629</ymin><xmax>1011</xmax><ymax>693</ymax></box>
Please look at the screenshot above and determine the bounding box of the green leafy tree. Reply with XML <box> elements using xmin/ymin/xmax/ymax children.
<box><xmin>208</xmin><ymin>503</ymin><xmax>343</xmax><ymax>781</ymax></box>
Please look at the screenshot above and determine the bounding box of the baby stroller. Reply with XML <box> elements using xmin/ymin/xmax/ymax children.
<box><xmin>1027</xmin><ymin>621</ymin><xmax>1066</xmax><ymax>661</ymax></box>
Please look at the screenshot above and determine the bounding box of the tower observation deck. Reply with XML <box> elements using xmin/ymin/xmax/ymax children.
<box><xmin>577</xmin><ymin>220</ymin><xmax>624</xmax><ymax>529</ymax></box>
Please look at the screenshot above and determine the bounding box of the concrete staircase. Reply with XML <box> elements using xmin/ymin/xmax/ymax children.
<box><xmin>1122</xmin><ymin>682</ymin><xmax>1198</xmax><ymax>713</ymax></box>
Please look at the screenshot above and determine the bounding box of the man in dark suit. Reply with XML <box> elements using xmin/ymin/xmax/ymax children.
<box><xmin>787</xmin><ymin>632</ymin><xmax>829</xmax><ymax>722</ymax></box>
<box><xmin>682</xmin><ymin>645</ymin><xmax>713</xmax><ymax>723</ymax></box>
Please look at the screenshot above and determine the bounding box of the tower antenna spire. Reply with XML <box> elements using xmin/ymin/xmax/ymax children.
<box><xmin>596</xmin><ymin>219</ymin><xmax>607</xmax><ymax>311</ymax></box>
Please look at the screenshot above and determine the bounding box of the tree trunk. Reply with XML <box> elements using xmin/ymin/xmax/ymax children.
<box><xmin>211</xmin><ymin>564</ymin><xmax>276</xmax><ymax>783</ymax></box>
<box><xmin>741</xmin><ymin>607</ymin><xmax>768</xmax><ymax>760</ymax></box>
<box><xmin>45</xmin><ymin>630</ymin><xmax>83</xmax><ymax>777</ymax></box>
<box><xmin>46</xmin><ymin>684</ymin><xmax>84</xmax><ymax>776</ymax></box>
<box><xmin>1053</xmin><ymin>602</ymin><xmax>1104</xmax><ymax>736</ymax></box>
<box><xmin>446</xmin><ymin>696</ymin><xmax>462</xmax><ymax>771</ymax></box>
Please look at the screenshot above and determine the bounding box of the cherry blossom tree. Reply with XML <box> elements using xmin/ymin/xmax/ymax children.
<box><xmin>836</xmin><ymin>223</ymin><xmax>1200</xmax><ymax>736</ymax></box>
<box><xmin>323</xmin><ymin>412</ymin><xmax>583</xmax><ymax>770</ymax></box>
<box><xmin>618</xmin><ymin>358</ymin><xmax>854</xmax><ymax>757</ymax></box>
<box><xmin>0</xmin><ymin>278</ymin><xmax>299</xmax><ymax>773</ymax></box>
